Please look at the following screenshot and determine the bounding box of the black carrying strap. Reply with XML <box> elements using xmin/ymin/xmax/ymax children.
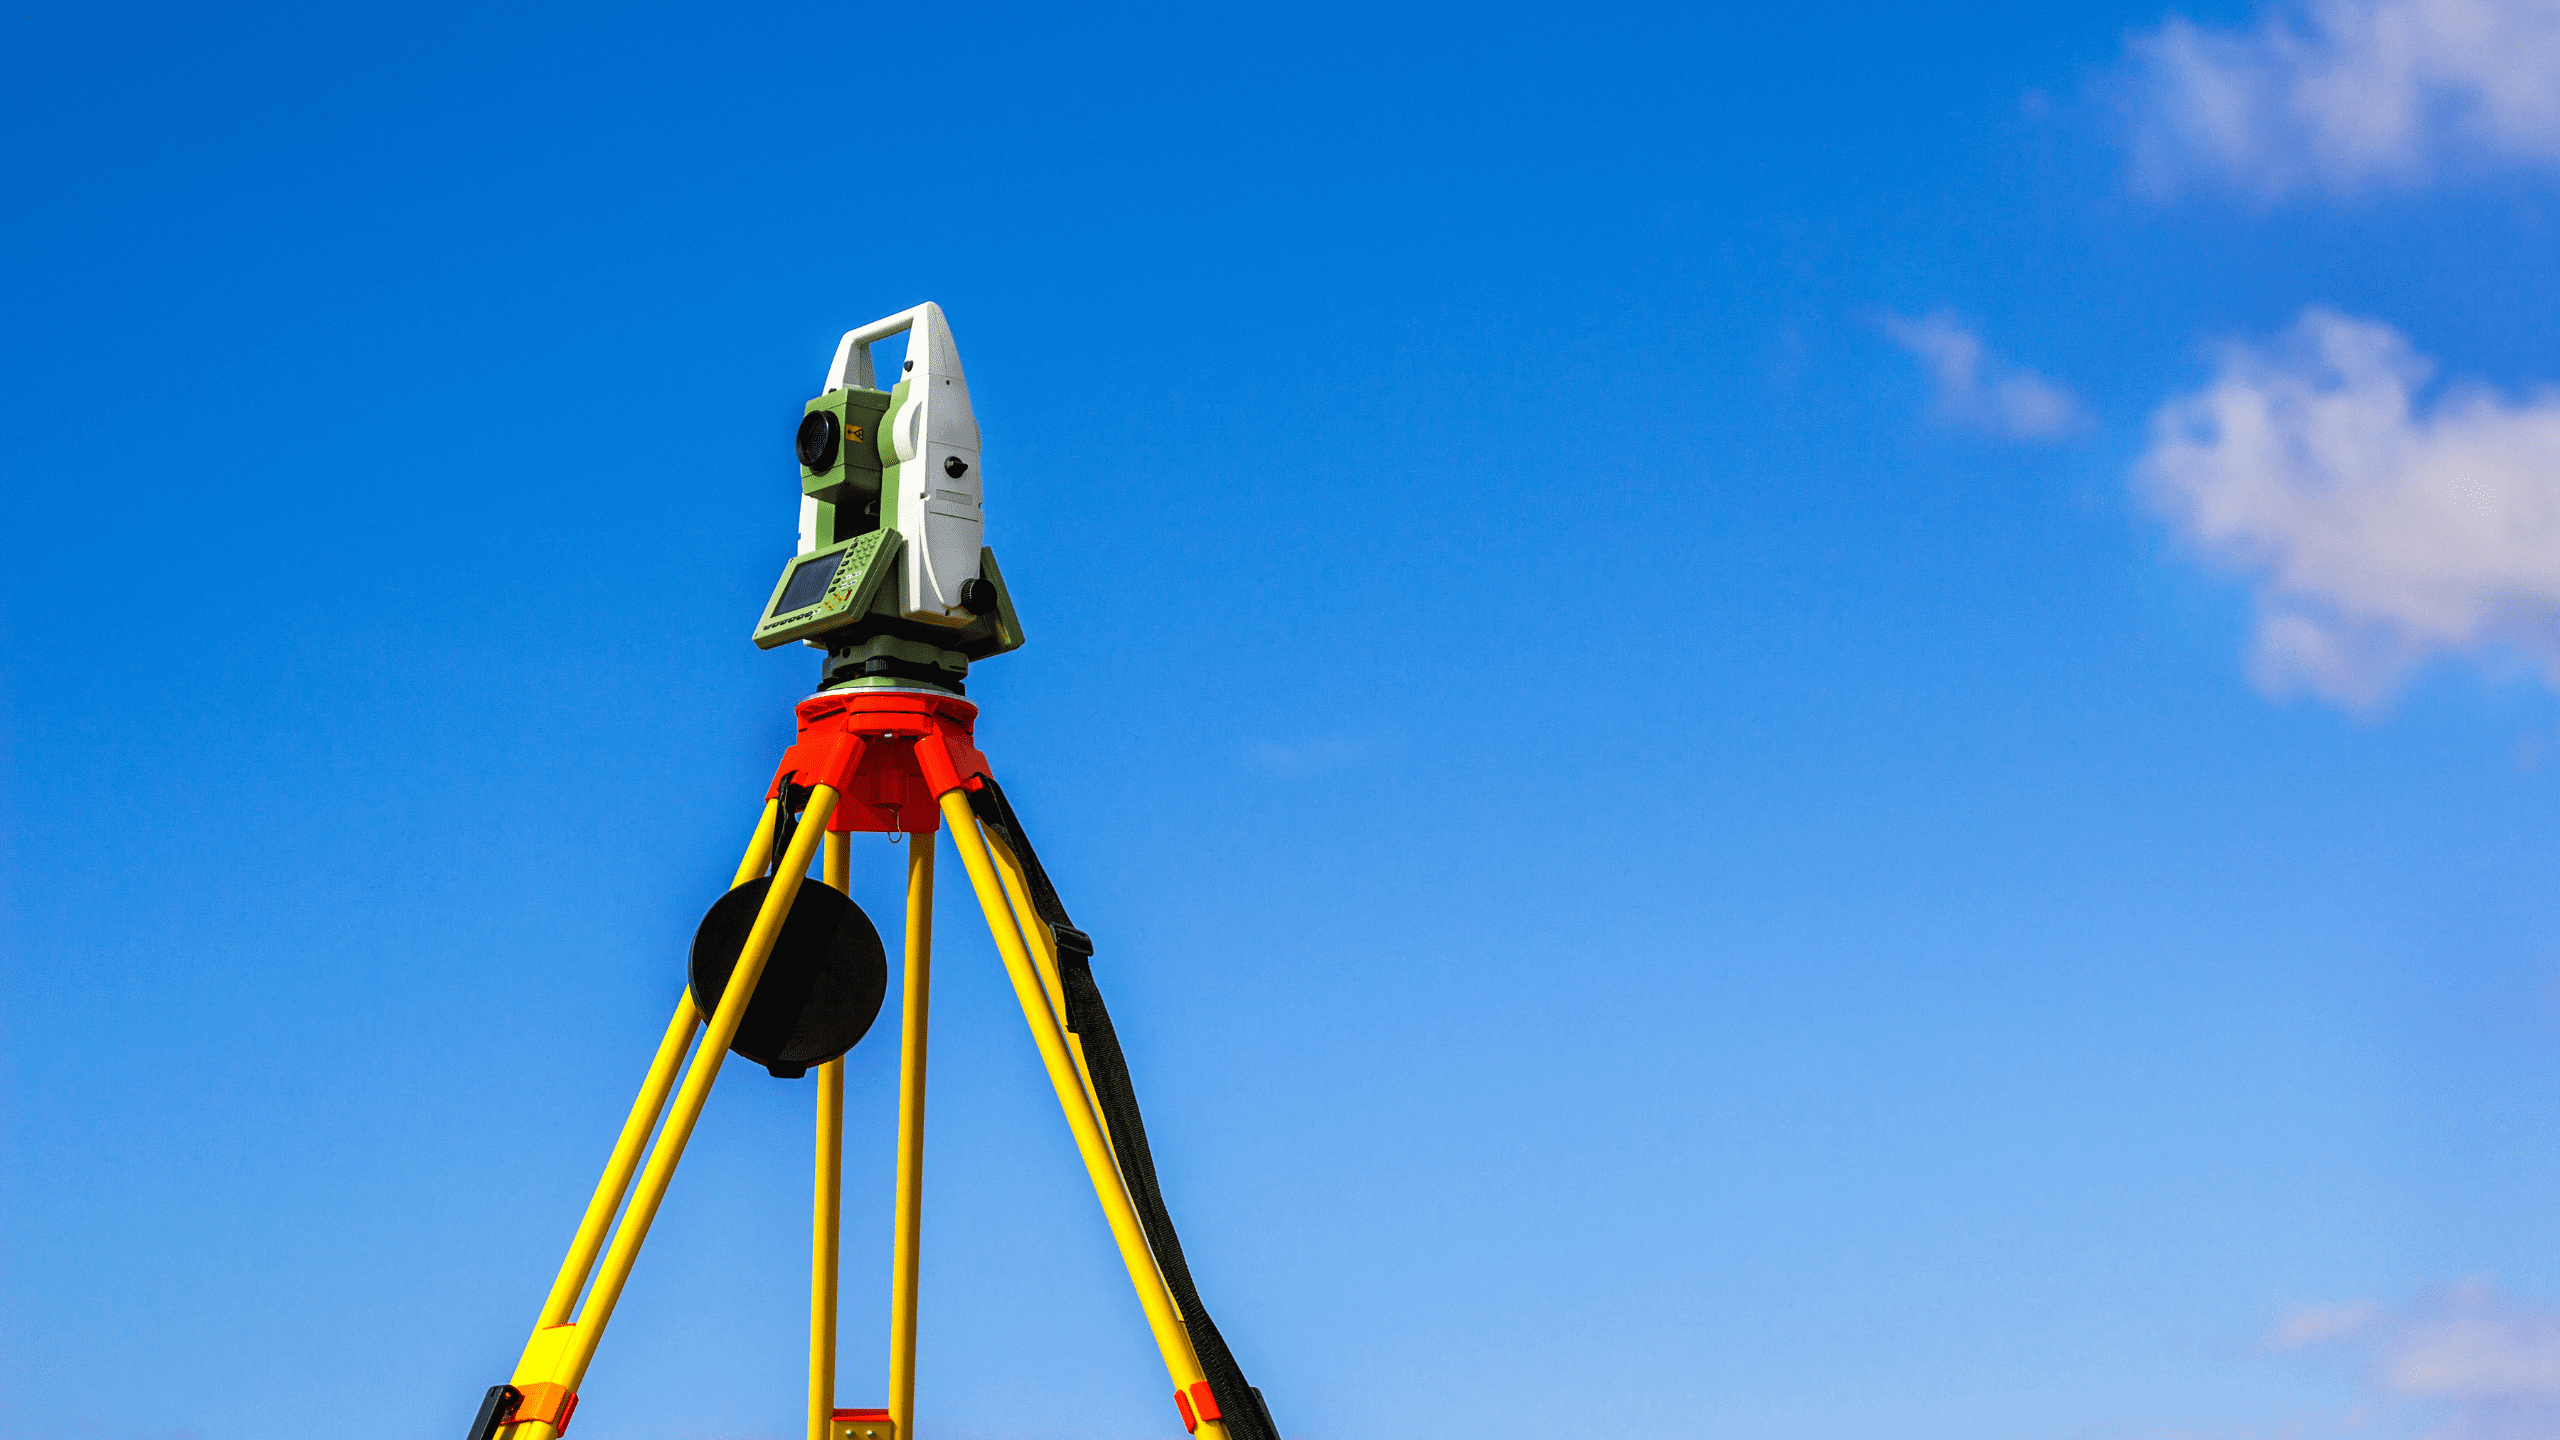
<box><xmin>970</xmin><ymin>778</ymin><xmax>1282</xmax><ymax>1440</ymax></box>
<box><xmin>769</xmin><ymin>780</ymin><xmax>815</xmax><ymax>879</ymax></box>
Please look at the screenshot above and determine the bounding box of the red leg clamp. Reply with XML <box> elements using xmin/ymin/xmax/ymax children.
<box><xmin>1173</xmin><ymin>1379</ymin><xmax>1222</xmax><ymax>1432</ymax></box>
<box><xmin>511</xmin><ymin>1383</ymin><xmax>578</xmax><ymax>1434</ymax></box>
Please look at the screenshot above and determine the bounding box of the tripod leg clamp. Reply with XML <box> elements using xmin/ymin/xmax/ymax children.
<box><xmin>1174</xmin><ymin>1380</ymin><xmax>1222</xmax><ymax>1432</ymax></box>
<box><xmin>829</xmin><ymin>1407</ymin><xmax>896</xmax><ymax>1440</ymax></box>
<box><xmin>511</xmin><ymin>1383</ymin><xmax>579</xmax><ymax>1433</ymax></box>
<box><xmin>466</xmin><ymin>1381</ymin><xmax>579</xmax><ymax>1439</ymax></box>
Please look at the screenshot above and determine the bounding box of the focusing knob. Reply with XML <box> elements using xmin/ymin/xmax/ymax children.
<box><xmin>958</xmin><ymin>578</ymin><xmax>996</xmax><ymax>615</ymax></box>
<box><xmin>796</xmin><ymin>411</ymin><xmax>842</xmax><ymax>473</ymax></box>
<box><xmin>944</xmin><ymin>455</ymin><xmax>969</xmax><ymax>478</ymax></box>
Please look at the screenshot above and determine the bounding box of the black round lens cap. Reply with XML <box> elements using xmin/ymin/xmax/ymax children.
<box><xmin>688</xmin><ymin>876</ymin><xmax>887</xmax><ymax>1078</ymax></box>
<box><xmin>796</xmin><ymin>411</ymin><xmax>842</xmax><ymax>472</ymax></box>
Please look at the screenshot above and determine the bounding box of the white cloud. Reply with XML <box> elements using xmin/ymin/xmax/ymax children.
<box><xmin>2138</xmin><ymin>307</ymin><xmax>2560</xmax><ymax>705</ymax></box>
<box><xmin>2116</xmin><ymin>0</ymin><xmax>2560</xmax><ymax>197</ymax></box>
<box><xmin>2271</xmin><ymin>1300</ymin><xmax>2386</xmax><ymax>1348</ymax></box>
<box><xmin>1879</xmin><ymin>311</ymin><xmax>2089</xmax><ymax>440</ymax></box>
<box><xmin>2267</xmin><ymin>1282</ymin><xmax>2560</xmax><ymax>1438</ymax></box>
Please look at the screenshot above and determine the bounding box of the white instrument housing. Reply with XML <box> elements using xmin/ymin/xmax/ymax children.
<box><xmin>823</xmin><ymin>303</ymin><xmax>983</xmax><ymax>626</ymax></box>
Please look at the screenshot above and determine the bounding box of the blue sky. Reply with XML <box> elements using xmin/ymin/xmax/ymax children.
<box><xmin>9</xmin><ymin>2</ymin><xmax>2560</xmax><ymax>1438</ymax></box>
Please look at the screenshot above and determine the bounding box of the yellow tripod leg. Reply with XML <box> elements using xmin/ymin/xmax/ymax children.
<box><xmin>528</xmin><ymin>800</ymin><xmax>779</xmax><ymax>1332</ymax></box>
<box><xmin>809</xmin><ymin>831</ymin><xmax>850</xmax><ymax>1440</ymax></box>
<box><xmin>938</xmin><ymin>791</ymin><xmax>1229</xmax><ymax>1440</ymax></box>
<box><xmin>887</xmin><ymin>836</ymin><xmax>933</xmax><ymax>1440</ymax></box>
<box><xmin>981</xmin><ymin>832</ymin><xmax>1117</xmax><ymax>1169</ymax></box>
<box><xmin>502</xmin><ymin>788</ymin><xmax>841</xmax><ymax>1440</ymax></box>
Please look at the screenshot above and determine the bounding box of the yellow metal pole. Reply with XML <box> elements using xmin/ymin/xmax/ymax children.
<box><xmin>887</xmin><ymin>836</ymin><xmax>933</xmax><ymax>1440</ymax></box>
<box><xmin>535</xmin><ymin>992</ymin><xmax>698</xmax><ymax>1329</ymax></box>
<box><xmin>982</xmin><ymin>832</ymin><xmax>1119</xmax><ymax>1170</ymax></box>
<box><xmin>810</xmin><ymin>831</ymin><xmax>850</xmax><ymax>1440</ymax></box>
<box><xmin>567</xmin><ymin>786</ymin><xmax>837</xmax><ymax>1372</ymax></box>
<box><xmin>530</xmin><ymin>799</ymin><xmax>779</xmax><ymax>1331</ymax></box>
<box><xmin>980</xmin><ymin>833</ymin><xmax>1176</xmax><ymax>1336</ymax></box>
<box><xmin>736</xmin><ymin>799</ymin><xmax>785</xmax><ymax>888</ymax></box>
<box><xmin>810</xmin><ymin>1060</ymin><xmax>845</xmax><ymax>1440</ymax></box>
<box><xmin>981</xmin><ymin>833</ymin><xmax>1069</xmax><ymax>1026</ymax></box>
<box><xmin>988</xmin><ymin>835</ymin><xmax>1131</xmax><ymax>1183</ymax></box>
<box><xmin>500</xmin><ymin>787</ymin><xmax>841</xmax><ymax>1440</ymax></box>
<box><xmin>937</xmin><ymin>791</ymin><xmax>1227</xmax><ymax>1439</ymax></box>
<box><xmin>982</xmin><ymin>833</ymin><xmax>1176</xmax><ymax>1314</ymax></box>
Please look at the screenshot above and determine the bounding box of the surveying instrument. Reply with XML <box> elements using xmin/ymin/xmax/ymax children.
<box><xmin>458</xmin><ymin>304</ymin><xmax>1280</xmax><ymax>1440</ymax></box>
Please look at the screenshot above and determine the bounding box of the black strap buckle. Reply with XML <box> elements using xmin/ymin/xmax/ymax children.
<box><xmin>464</xmin><ymin>1384</ymin><xmax>522</xmax><ymax>1440</ymax></box>
<box><xmin>770</xmin><ymin>779</ymin><xmax>816</xmax><ymax>875</ymax></box>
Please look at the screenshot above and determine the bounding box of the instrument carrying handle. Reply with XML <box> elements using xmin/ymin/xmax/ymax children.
<box><xmin>824</xmin><ymin>307</ymin><xmax>926</xmax><ymax>392</ymax></box>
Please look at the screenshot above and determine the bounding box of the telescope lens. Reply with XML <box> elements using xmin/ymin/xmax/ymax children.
<box><xmin>796</xmin><ymin>411</ymin><xmax>842</xmax><ymax>472</ymax></box>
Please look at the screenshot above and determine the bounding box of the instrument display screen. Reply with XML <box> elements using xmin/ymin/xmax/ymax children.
<box><xmin>774</xmin><ymin>552</ymin><xmax>841</xmax><ymax>615</ymax></box>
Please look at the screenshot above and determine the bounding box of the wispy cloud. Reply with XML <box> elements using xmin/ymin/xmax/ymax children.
<box><xmin>2112</xmin><ymin>0</ymin><xmax>2560</xmax><ymax>198</ymax></box>
<box><xmin>1878</xmin><ymin>310</ymin><xmax>2089</xmax><ymax>440</ymax></box>
<box><xmin>2266</xmin><ymin>1281</ymin><xmax>2560</xmax><ymax>1439</ymax></box>
<box><xmin>2137</xmin><ymin>307</ymin><xmax>2560</xmax><ymax>706</ymax></box>
<box><xmin>2270</xmin><ymin>1299</ymin><xmax>2387</xmax><ymax>1348</ymax></box>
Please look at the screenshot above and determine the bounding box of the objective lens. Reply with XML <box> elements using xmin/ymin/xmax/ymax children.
<box><xmin>796</xmin><ymin>411</ymin><xmax>842</xmax><ymax>472</ymax></box>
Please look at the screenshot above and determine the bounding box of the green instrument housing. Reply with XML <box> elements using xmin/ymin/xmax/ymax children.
<box><xmin>799</xmin><ymin>386</ymin><xmax>889</xmax><ymax>547</ymax></box>
<box><xmin>749</xmin><ymin>383</ymin><xmax>1024</xmax><ymax>696</ymax></box>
